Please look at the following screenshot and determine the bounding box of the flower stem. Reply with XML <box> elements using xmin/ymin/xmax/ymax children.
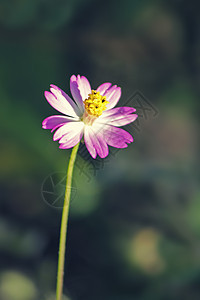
<box><xmin>56</xmin><ymin>142</ymin><xmax>80</xmax><ymax>300</ymax></box>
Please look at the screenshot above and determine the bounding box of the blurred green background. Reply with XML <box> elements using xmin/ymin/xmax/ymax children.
<box><xmin>0</xmin><ymin>0</ymin><xmax>200</xmax><ymax>299</ymax></box>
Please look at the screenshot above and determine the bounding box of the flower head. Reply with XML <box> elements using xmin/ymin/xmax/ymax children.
<box><xmin>42</xmin><ymin>75</ymin><xmax>138</xmax><ymax>158</ymax></box>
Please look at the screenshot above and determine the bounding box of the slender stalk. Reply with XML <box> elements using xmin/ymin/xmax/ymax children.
<box><xmin>56</xmin><ymin>142</ymin><xmax>80</xmax><ymax>300</ymax></box>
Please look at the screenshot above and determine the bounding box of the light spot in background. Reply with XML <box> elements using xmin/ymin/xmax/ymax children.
<box><xmin>129</xmin><ymin>228</ymin><xmax>165</xmax><ymax>275</ymax></box>
<box><xmin>0</xmin><ymin>271</ymin><xmax>38</xmax><ymax>300</ymax></box>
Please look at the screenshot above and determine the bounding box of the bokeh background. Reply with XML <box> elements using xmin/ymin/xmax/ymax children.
<box><xmin>0</xmin><ymin>0</ymin><xmax>200</xmax><ymax>299</ymax></box>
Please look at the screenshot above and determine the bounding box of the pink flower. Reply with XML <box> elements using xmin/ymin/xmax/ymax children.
<box><xmin>42</xmin><ymin>75</ymin><xmax>138</xmax><ymax>159</ymax></box>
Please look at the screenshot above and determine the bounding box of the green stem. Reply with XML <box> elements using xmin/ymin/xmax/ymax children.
<box><xmin>56</xmin><ymin>142</ymin><xmax>80</xmax><ymax>300</ymax></box>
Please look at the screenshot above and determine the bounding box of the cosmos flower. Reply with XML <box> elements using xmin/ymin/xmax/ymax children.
<box><xmin>42</xmin><ymin>75</ymin><xmax>138</xmax><ymax>158</ymax></box>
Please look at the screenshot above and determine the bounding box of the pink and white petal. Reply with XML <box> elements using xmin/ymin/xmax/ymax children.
<box><xmin>53</xmin><ymin>121</ymin><xmax>83</xmax><ymax>141</ymax></box>
<box><xmin>59</xmin><ymin>130</ymin><xmax>83</xmax><ymax>149</ymax></box>
<box><xmin>51</xmin><ymin>124</ymin><xmax>64</xmax><ymax>133</ymax></box>
<box><xmin>98</xmin><ymin>114</ymin><xmax>138</xmax><ymax>127</ymax></box>
<box><xmin>96</xmin><ymin>135</ymin><xmax>109</xmax><ymax>158</ymax></box>
<box><xmin>106</xmin><ymin>139</ymin><xmax>128</xmax><ymax>148</ymax></box>
<box><xmin>102</xmin><ymin>125</ymin><xmax>133</xmax><ymax>148</ymax></box>
<box><xmin>89</xmin><ymin>128</ymin><xmax>109</xmax><ymax>158</ymax></box>
<box><xmin>42</xmin><ymin>115</ymin><xmax>76</xmax><ymax>130</ymax></box>
<box><xmin>50</xmin><ymin>85</ymin><xmax>81</xmax><ymax>117</ymax></box>
<box><xmin>107</xmin><ymin>114</ymin><xmax>138</xmax><ymax>126</ymax></box>
<box><xmin>77</xmin><ymin>75</ymin><xmax>91</xmax><ymax>100</ymax></box>
<box><xmin>44</xmin><ymin>91</ymin><xmax>79</xmax><ymax>118</ymax></box>
<box><xmin>70</xmin><ymin>75</ymin><xmax>91</xmax><ymax>113</ymax></box>
<box><xmin>70</xmin><ymin>75</ymin><xmax>85</xmax><ymax>113</ymax></box>
<box><xmin>90</xmin><ymin>122</ymin><xmax>104</xmax><ymax>137</ymax></box>
<box><xmin>104</xmin><ymin>85</ymin><xmax>117</xmax><ymax>97</ymax></box>
<box><xmin>84</xmin><ymin>126</ymin><xmax>97</xmax><ymax>159</ymax></box>
<box><xmin>97</xmin><ymin>82</ymin><xmax>112</xmax><ymax>95</ymax></box>
<box><xmin>100</xmin><ymin>107</ymin><xmax>136</xmax><ymax>118</ymax></box>
<box><xmin>59</xmin><ymin>132</ymin><xmax>83</xmax><ymax>149</ymax></box>
<box><xmin>104</xmin><ymin>86</ymin><xmax>121</xmax><ymax>110</ymax></box>
<box><xmin>85</xmin><ymin>123</ymin><xmax>109</xmax><ymax>158</ymax></box>
<box><xmin>59</xmin><ymin>122</ymin><xmax>84</xmax><ymax>144</ymax></box>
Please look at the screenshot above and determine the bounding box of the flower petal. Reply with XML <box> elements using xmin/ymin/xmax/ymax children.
<box><xmin>95</xmin><ymin>133</ymin><xmax>109</xmax><ymax>158</ymax></box>
<box><xmin>97</xmin><ymin>82</ymin><xmax>112</xmax><ymax>95</ymax></box>
<box><xmin>77</xmin><ymin>75</ymin><xmax>91</xmax><ymax>100</ymax></box>
<box><xmin>53</xmin><ymin>121</ymin><xmax>83</xmax><ymax>141</ymax></box>
<box><xmin>84</xmin><ymin>126</ymin><xmax>97</xmax><ymax>159</ymax></box>
<box><xmin>98</xmin><ymin>113</ymin><xmax>138</xmax><ymax>127</ymax></box>
<box><xmin>44</xmin><ymin>89</ymin><xmax>79</xmax><ymax>118</ymax></box>
<box><xmin>97</xmin><ymin>124</ymin><xmax>133</xmax><ymax>148</ymax></box>
<box><xmin>42</xmin><ymin>115</ymin><xmax>76</xmax><ymax>130</ymax></box>
<box><xmin>50</xmin><ymin>84</ymin><xmax>81</xmax><ymax>117</ymax></box>
<box><xmin>59</xmin><ymin>122</ymin><xmax>84</xmax><ymax>144</ymax></box>
<box><xmin>70</xmin><ymin>75</ymin><xmax>91</xmax><ymax>113</ymax></box>
<box><xmin>59</xmin><ymin>128</ymin><xmax>84</xmax><ymax>149</ymax></box>
<box><xmin>104</xmin><ymin>86</ymin><xmax>121</xmax><ymax>110</ymax></box>
<box><xmin>91</xmin><ymin>130</ymin><xmax>109</xmax><ymax>158</ymax></box>
<box><xmin>59</xmin><ymin>136</ymin><xmax>82</xmax><ymax>149</ymax></box>
<box><xmin>84</xmin><ymin>125</ymin><xmax>109</xmax><ymax>158</ymax></box>
<box><xmin>106</xmin><ymin>114</ymin><xmax>138</xmax><ymax>126</ymax></box>
<box><xmin>100</xmin><ymin>106</ymin><xmax>136</xmax><ymax>118</ymax></box>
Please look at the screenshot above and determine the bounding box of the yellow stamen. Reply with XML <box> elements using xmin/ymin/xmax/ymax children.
<box><xmin>83</xmin><ymin>90</ymin><xmax>109</xmax><ymax>117</ymax></box>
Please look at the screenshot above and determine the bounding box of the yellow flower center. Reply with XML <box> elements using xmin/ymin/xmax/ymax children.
<box><xmin>83</xmin><ymin>90</ymin><xmax>109</xmax><ymax>117</ymax></box>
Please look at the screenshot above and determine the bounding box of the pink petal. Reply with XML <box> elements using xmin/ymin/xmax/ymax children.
<box><xmin>91</xmin><ymin>130</ymin><xmax>109</xmax><ymax>158</ymax></box>
<box><xmin>97</xmin><ymin>82</ymin><xmax>112</xmax><ymax>95</ymax></box>
<box><xmin>77</xmin><ymin>75</ymin><xmax>91</xmax><ymax>99</ymax></box>
<box><xmin>84</xmin><ymin>126</ymin><xmax>97</xmax><ymax>159</ymax></box>
<box><xmin>70</xmin><ymin>75</ymin><xmax>91</xmax><ymax>113</ymax></box>
<box><xmin>50</xmin><ymin>84</ymin><xmax>82</xmax><ymax>117</ymax></box>
<box><xmin>44</xmin><ymin>89</ymin><xmax>79</xmax><ymax>118</ymax></box>
<box><xmin>84</xmin><ymin>125</ymin><xmax>109</xmax><ymax>158</ymax></box>
<box><xmin>42</xmin><ymin>115</ymin><xmax>76</xmax><ymax>130</ymax></box>
<box><xmin>107</xmin><ymin>114</ymin><xmax>138</xmax><ymax>126</ymax></box>
<box><xmin>101</xmin><ymin>125</ymin><xmax>133</xmax><ymax>148</ymax></box>
<box><xmin>97</xmin><ymin>138</ymin><xmax>109</xmax><ymax>158</ymax></box>
<box><xmin>53</xmin><ymin>121</ymin><xmax>84</xmax><ymax>141</ymax></box>
<box><xmin>101</xmin><ymin>107</ymin><xmax>136</xmax><ymax>118</ymax></box>
<box><xmin>104</xmin><ymin>86</ymin><xmax>121</xmax><ymax>110</ymax></box>
<box><xmin>98</xmin><ymin>113</ymin><xmax>138</xmax><ymax>127</ymax></box>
